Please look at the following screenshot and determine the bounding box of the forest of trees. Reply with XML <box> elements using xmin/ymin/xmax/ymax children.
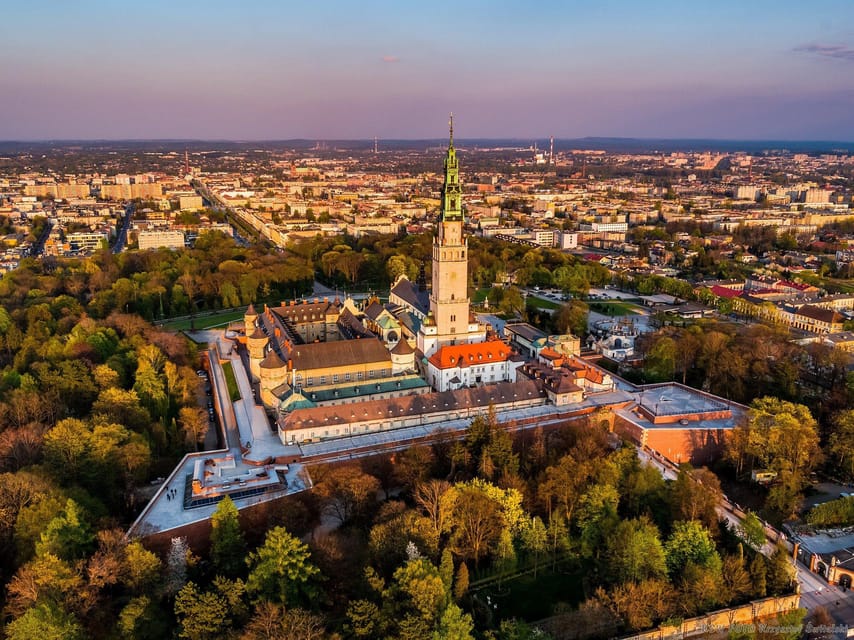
<box><xmin>3</xmin><ymin>408</ymin><xmax>793</xmax><ymax>639</ymax></box>
<box><xmin>0</xmin><ymin>226</ymin><xmax>829</xmax><ymax>638</ymax></box>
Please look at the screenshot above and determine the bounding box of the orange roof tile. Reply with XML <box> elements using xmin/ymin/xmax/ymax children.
<box><xmin>428</xmin><ymin>340</ymin><xmax>510</xmax><ymax>369</ymax></box>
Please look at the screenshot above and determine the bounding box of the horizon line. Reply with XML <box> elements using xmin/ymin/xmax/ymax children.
<box><xmin>1</xmin><ymin>136</ymin><xmax>854</xmax><ymax>145</ymax></box>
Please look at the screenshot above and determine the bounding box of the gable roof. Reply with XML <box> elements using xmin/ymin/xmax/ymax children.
<box><xmin>390</xmin><ymin>276</ymin><xmax>429</xmax><ymax>316</ymax></box>
<box><xmin>291</xmin><ymin>338</ymin><xmax>390</xmax><ymax>371</ymax></box>
<box><xmin>428</xmin><ymin>340</ymin><xmax>510</xmax><ymax>369</ymax></box>
<box><xmin>280</xmin><ymin>379</ymin><xmax>545</xmax><ymax>432</ymax></box>
<box><xmin>796</xmin><ymin>305</ymin><xmax>843</xmax><ymax>324</ymax></box>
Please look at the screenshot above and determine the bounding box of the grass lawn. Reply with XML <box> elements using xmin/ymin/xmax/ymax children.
<box><xmin>472</xmin><ymin>288</ymin><xmax>491</xmax><ymax>304</ymax></box>
<box><xmin>526</xmin><ymin>296</ymin><xmax>561</xmax><ymax>310</ymax></box>
<box><xmin>221</xmin><ymin>361</ymin><xmax>241</xmax><ymax>402</ymax></box>
<box><xmin>796</xmin><ymin>270</ymin><xmax>854</xmax><ymax>294</ymax></box>
<box><xmin>161</xmin><ymin>309</ymin><xmax>247</xmax><ymax>332</ymax></box>
<box><xmin>589</xmin><ymin>301</ymin><xmax>641</xmax><ymax>316</ymax></box>
<box><xmin>477</xmin><ymin>566</ymin><xmax>585</xmax><ymax>621</ymax></box>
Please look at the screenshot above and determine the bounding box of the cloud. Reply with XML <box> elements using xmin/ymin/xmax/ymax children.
<box><xmin>381</xmin><ymin>55</ymin><xmax>399</xmax><ymax>63</ymax></box>
<box><xmin>794</xmin><ymin>43</ymin><xmax>854</xmax><ymax>61</ymax></box>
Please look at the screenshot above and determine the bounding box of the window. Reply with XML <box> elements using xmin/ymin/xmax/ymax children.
<box><xmin>357</xmin><ymin>371</ymin><xmax>364</xmax><ymax>380</ymax></box>
<box><xmin>368</xmin><ymin>369</ymin><xmax>375</xmax><ymax>379</ymax></box>
<box><xmin>450</xmin><ymin>314</ymin><xmax>456</xmax><ymax>322</ymax></box>
<box><xmin>333</xmin><ymin>374</ymin><xmax>339</xmax><ymax>383</ymax></box>
<box><xmin>345</xmin><ymin>372</ymin><xmax>351</xmax><ymax>382</ymax></box>
<box><xmin>306</xmin><ymin>377</ymin><xmax>313</xmax><ymax>386</ymax></box>
<box><xmin>319</xmin><ymin>375</ymin><xmax>326</xmax><ymax>385</ymax></box>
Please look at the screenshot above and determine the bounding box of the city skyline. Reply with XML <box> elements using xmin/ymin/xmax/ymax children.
<box><xmin>2</xmin><ymin>0</ymin><xmax>854</xmax><ymax>140</ymax></box>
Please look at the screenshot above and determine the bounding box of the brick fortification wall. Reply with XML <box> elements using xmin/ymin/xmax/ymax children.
<box><xmin>538</xmin><ymin>593</ymin><xmax>801</xmax><ymax>640</ymax></box>
<box><xmin>613</xmin><ymin>414</ymin><xmax>726</xmax><ymax>465</ymax></box>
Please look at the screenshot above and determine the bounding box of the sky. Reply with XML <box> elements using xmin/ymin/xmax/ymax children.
<box><xmin>2</xmin><ymin>0</ymin><xmax>854</xmax><ymax>141</ymax></box>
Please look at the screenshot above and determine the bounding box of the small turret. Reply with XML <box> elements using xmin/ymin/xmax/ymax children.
<box><xmin>244</xmin><ymin>302</ymin><xmax>258</xmax><ymax>333</ymax></box>
<box><xmin>258</xmin><ymin>350</ymin><xmax>288</xmax><ymax>408</ymax></box>
<box><xmin>246</xmin><ymin>325</ymin><xmax>268</xmax><ymax>382</ymax></box>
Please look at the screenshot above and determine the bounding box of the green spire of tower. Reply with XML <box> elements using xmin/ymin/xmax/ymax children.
<box><xmin>441</xmin><ymin>113</ymin><xmax>463</xmax><ymax>221</ymax></box>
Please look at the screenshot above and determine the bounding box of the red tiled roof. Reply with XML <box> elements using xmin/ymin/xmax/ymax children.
<box><xmin>428</xmin><ymin>340</ymin><xmax>510</xmax><ymax>370</ymax></box>
<box><xmin>709</xmin><ymin>285</ymin><xmax>740</xmax><ymax>299</ymax></box>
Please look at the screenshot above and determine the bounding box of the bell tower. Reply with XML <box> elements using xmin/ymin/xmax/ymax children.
<box><xmin>419</xmin><ymin>115</ymin><xmax>477</xmax><ymax>358</ymax></box>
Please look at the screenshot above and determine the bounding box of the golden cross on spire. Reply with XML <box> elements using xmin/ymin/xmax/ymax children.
<box><xmin>449</xmin><ymin>112</ymin><xmax>454</xmax><ymax>146</ymax></box>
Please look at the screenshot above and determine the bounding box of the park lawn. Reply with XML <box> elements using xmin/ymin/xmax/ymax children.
<box><xmin>526</xmin><ymin>296</ymin><xmax>561</xmax><ymax>310</ymax></box>
<box><xmin>472</xmin><ymin>288</ymin><xmax>491</xmax><ymax>304</ymax></box>
<box><xmin>161</xmin><ymin>309</ymin><xmax>247</xmax><ymax>331</ymax></box>
<box><xmin>479</xmin><ymin>566</ymin><xmax>586</xmax><ymax>622</ymax></box>
<box><xmin>221</xmin><ymin>361</ymin><xmax>241</xmax><ymax>402</ymax></box>
<box><xmin>589</xmin><ymin>300</ymin><xmax>641</xmax><ymax>316</ymax></box>
<box><xmin>795</xmin><ymin>270</ymin><xmax>854</xmax><ymax>294</ymax></box>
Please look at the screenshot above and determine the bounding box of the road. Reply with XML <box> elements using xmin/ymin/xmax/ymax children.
<box><xmin>638</xmin><ymin>447</ymin><xmax>854</xmax><ymax>637</ymax></box>
<box><xmin>191</xmin><ymin>179</ymin><xmax>249</xmax><ymax>246</ymax></box>
<box><xmin>111</xmin><ymin>202</ymin><xmax>134</xmax><ymax>253</ymax></box>
<box><xmin>28</xmin><ymin>218</ymin><xmax>53</xmax><ymax>257</ymax></box>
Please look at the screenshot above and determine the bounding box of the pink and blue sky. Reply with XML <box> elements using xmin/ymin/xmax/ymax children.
<box><xmin>2</xmin><ymin>0</ymin><xmax>853</xmax><ymax>140</ymax></box>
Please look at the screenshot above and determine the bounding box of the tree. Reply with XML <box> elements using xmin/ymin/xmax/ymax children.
<box><xmin>369</xmin><ymin>509</ymin><xmax>439</xmax><ymax>573</ymax></box>
<box><xmin>392</xmin><ymin>557</ymin><xmax>449</xmax><ymax>624</ymax></box>
<box><xmin>726</xmin><ymin>398</ymin><xmax>820</xmax><ymax>492</ymax></box>
<box><xmin>664</xmin><ymin>520</ymin><xmax>718</xmax><ymax>575</ymax></box>
<box><xmin>246</xmin><ymin>526</ymin><xmax>321</xmax><ymax>606</ymax></box>
<box><xmin>749</xmin><ymin>552</ymin><xmax>767</xmax><ymax>597</ymax></box>
<box><xmin>449</xmin><ymin>486</ymin><xmax>502</xmax><ymax>565</ymax></box>
<box><xmin>494</xmin><ymin>527</ymin><xmax>517</xmax><ymax>589</ymax></box>
<box><xmin>603</xmin><ymin>516</ymin><xmax>668</xmax><ymax>584</ymax></box>
<box><xmin>432</xmin><ymin>603</ymin><xmax>475</xmax><ymax>640</ymax></box>
<box><xmin>241</xmin><ymin>602</ymin><xmax>329</xmax><ymax>640</ymax></box>
<box><xmin>314</xmin><ymin>465</ymin><xmax>380</xmax><ymax>525</ymax></box>
<box><xmin>439</xmin><ymin>548</ymin><xmax>455</xmax><ymax>593</ymax></box>
<box><xmin>415</xmin><ymin>480</ymin><xmax>455</xmax><ymax>537</ymax></box>
<box><xmin>736</xmin><ymin>511</ymin><xmax>766</xmax><ymax>551</ymax></box>
<box><xmin>720</xmin><ymin>550</ymin><xmax>752</xmax><ymax>604</ymax></box>
<box><xmin>346</xmin><ymin>599</ymin><xmax>380</xmax><ymax>638</ymax></box>
<box><xmin>180</xmin><ymin>407</ymin><xmax>208</xmax><ymax>452</ymax></box>
<box><xmin>5</xmin><ymin>602</ymin><xmax>85</xmax><ymax>640</ymax></box>
<box><xmin>396</xmin><ymin>445</ymin><xmax>435</xmax><ymax>490</ymax></box>
<box><xmin>166</xmin><ymin>536</ymin><xmax>190</xmax><ymax>596</ymax></box>
<box><xmin>766</xmin><ymin>544</ymin><xmax>797</xmax><ymax>595</ymax></box>
<box><xmin>595</xmin><ymin>579</ymin><xmax>673</xmax><ymax>632</ymax></box>
<box><xmin>35</xmin><ymin>498</ymin><xmax>94</xmax><ymax>561</ymax></box>
<box><xmin>174</xmin><ymin>581</ymin><xmax>231</xmax><ymax>640</ymax></box>
<box><xmin>668</xmin><ymin>466</ymin><xmax>720</xmax><ymax>532</ymax></box>
<box><xmin>540</xmin><ymin>453</ymin><xmax>591</xmax><ymax>523</ymax></box>
<box><xmin>554</xmin><ymin>300</ymin><xmax>588</xmax><ymax>336</ymax></box>
<box><xmin>118</xmin><ymin>596</ymin><xmax>169</xmax><ymax>640</ymax></box>
<box><xmin>829</xmin><ymin>409</ymin><xmax>854</xmax><ymax>479</ymax></box>
<box><xmin>644</xmin><ymin>336</ymin><xmax>677</xmax><ymax>381</ymax></box>
<box><xmin>210</xmin><ymin>496</ymin><xmax>247</xmax><ymax>578</ymax></box>
<box><xmin>453</xmin><ymin>562</ymin><xmax>469</xmax><ymax>601</ymax></box>
<box><xmin>521</xmin><ymin>516</ymin><xmax>548</xmax><ymax>578</ymax></box>
<box><xmin>125</xmin><ymin>541</ymin><xmax>162</xmax><ymax>593</ymax></box>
